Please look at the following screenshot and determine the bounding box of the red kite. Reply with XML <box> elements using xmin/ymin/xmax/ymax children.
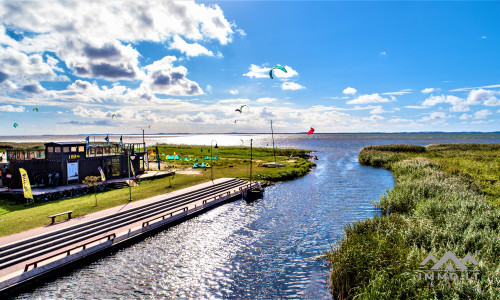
<box><xmin>307</xmin><ymin>127</ymin><xmax>314</xmax><ymax>135</ymax></box>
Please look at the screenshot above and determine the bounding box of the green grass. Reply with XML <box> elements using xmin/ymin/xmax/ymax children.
<box><xmin>0</xmin><ymin>144</ymin><xmax>315</xmax><ymax>237</ymax></box>
<box><xmin>323</xmin><ymin>143</ymin><xmax>500</xmax><ymax>299</ymax></box>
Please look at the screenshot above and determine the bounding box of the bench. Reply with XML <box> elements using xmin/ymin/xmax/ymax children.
<box><xmin>48</xmin><ymin>211</ymin><xmax>74</xmax><ymax>224</ymax></box>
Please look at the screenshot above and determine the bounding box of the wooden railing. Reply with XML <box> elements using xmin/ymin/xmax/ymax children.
<box><xmin>24</xmin><ymin>233</ymin><xmax>116</xmax><ymax>272</ymax></box>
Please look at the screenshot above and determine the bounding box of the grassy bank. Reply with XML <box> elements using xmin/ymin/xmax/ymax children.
<box><xmin>323</xmin><ymin>143</ymin><xmax>500</xmax><ymax>299</ymax></box>
<box><xmin>0</xmin><ymin>144</ymin><xmax>314</xmax><ymax>237</ymax></box>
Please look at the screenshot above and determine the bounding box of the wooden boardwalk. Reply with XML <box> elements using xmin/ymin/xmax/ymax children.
<box><xmin>0</xmin><ymin>178</ymin><xmax>258</xmax><ymax>294</ymax></box>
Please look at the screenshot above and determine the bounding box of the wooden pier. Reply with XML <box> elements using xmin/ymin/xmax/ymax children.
<box><xmin>0</xmin><ymin>178</ymin><xmax>260</xmax><ymax>295</ymax></box>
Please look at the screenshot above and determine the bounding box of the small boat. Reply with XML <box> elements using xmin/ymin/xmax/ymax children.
<box><xmin>260</xmin><ymin>162</ymin><xmax>286</xmax><ymax>168</ymax></box>
<box><xmin>243</xmin><ymin>183</ymin><xmax>264</xmax><ymax>202</ymax></box>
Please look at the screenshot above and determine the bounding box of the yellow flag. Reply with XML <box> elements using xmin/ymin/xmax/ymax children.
<box><xmin>98</xmin><ymin>166</ymin><xmax>107</xmax><ymax>183</ymax></box>
<box><xmin>19</xmin><ymin>168</ymin><xmax>33</xmax><ymax>200</ymax></box>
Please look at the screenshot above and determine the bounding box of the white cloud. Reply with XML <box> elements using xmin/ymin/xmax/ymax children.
<box><xmin>460</xmin><ymin>110</ymin><xmax>492</xmax><ymax>120</ymax></box>
<box><xmin>382</xmin><ymin>89</ymin><xmax>412</xmax><ymax>96</ymax></box>
<box><xmin>347</xmin><ymin>93</ymin><xmax>393</xmax><ymax>104</ymax></box>
<box><xmin>421</xmin><ymin>112</ymin><xmax>449</xmax><ymax>122</ymax></box>
<box><xmin>229</xmin><ymin>88</ymin><xmax>239</xmax><ymax>95</ymax></box>
<box><xmin>466</xmin><ymin>89</ymin><xmax>500</xmax><ymax>106</ymax></box>
<box><xmin>405</xmin><ymin>105</ymin><xmax>427</xmax><ymax>109</ymax></box>
<box><xmin>0</xmin><ymin>105</ymin><xmax>25</xmax><ymax>112</ymax></box>
<box><xmin>206</xmin><ymin>85</ymin><xmax>212</xmax><ymax>94</ymax></box>
<box><xmin>169</xmin><ymin>35</ymin><xmax>214</xmax><ymax>57</ymax></box>
<box><xmin>422</xmin><ymin>95</ymin><xmax>470</xmax><ymax>112</ymax></box>
<box><xmin>243</xmin><ymin>64</ymin><xmax>298</xmax><ymax>79</ymax></box>
<box><xmin>0</xmin><ymin>1</ymin><xmax>235</xmax><ymax>81</ymax></box>
<box><xmin>365</xmin><ymin>115</ymin><xmax>384</xmax><ymax>121</ymax></box>
<box><xmin>481</xmin><ymin>36</ymin><xmax>487</xmax><ymax>39</ymax></box>
<box><xmin>421</xmin><ymin>88</ymin><xmax>435</xmax><ymax>94</ymax></box>
<box><xmin>256</xmin><ymin>97</ymin><xmax>277</xmax><ymax>103</ymax></box>
<box><xmin>141</xmin><ymin>56</ymin><xmax>203</xmax><ymax>96</ymax></box>
<box><xmin>0</xmin><ymin>47</ymin><xmax>59</xmax><ymax>83</ymax></box>
<box><xmin>380</xmin><ymin>51</ymin><xmax>387</xmax><ymax>55</ymax></box>
<box><xmin>474</xmin><ymin>109</ymin><xmax>492</xmax><ymax>119</ymax></box>
<box><xmin>451</xmin><ymin>84</ymin><xmax>500</xmax><ymax>92</ymax></box>
<box><xmin>388</xmin><ymin>118</ymin><xmax>410</xmax><ymax>123</ymax></box>
<box><xmin>369</xmin><ymin>106</ymin><xmax>386</xmax><ymax>114</ymax></box>
<box><xmin>282</xmin><ymin>81</ymin><xmax>305</xmax><ymax>91</ymax></box>
<box><xmin>343</xmin><ymin>87</ymin><xmax>357</xmax><ymax>95</ymax></box>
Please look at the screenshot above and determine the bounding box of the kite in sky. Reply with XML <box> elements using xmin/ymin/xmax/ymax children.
<box><xmin>13</xmin><ymin>123</ymin><xmax>18</xmax><ymax>128</ymax></box>
<box><xmin>33</xmin><ymin>108</ymin><xmax>38</xmax><ymax>112</ymax></box>
<box><xmin>234</xmin><ymin>120</ymin><xmax>238</xmax><ymax>123</ymax></box>
<box><xmin>148</xmin><ymin>125</ymin><xmax>151</xmax><ymax>129</ymax></box>
<box><xmin>111</xmin><ymin>114</ymin><xmax>116</xmax><ymax>119</ymax></box>
<box><xmin>269</xmin><ymin>65</ymin><xmax>287</xmax><ymax>79</ymax></box>
<box><xmin>307</xmin><ymin>127</ymin><xmax>315</xmax><ymax>135</ymax></box>
<box><xmin>235</xmin><ymin>105</ymin><xmax>247</xmax><ymax>113</ymax></box>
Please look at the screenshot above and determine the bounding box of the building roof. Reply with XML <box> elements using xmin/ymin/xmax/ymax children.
<box><xmin>44</xmin><ymin>142</ymin><xmax>86</xmax><ymax>146</ymax></box>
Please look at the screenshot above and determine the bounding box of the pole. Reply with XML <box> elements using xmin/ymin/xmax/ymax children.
<box><xmin>142</xmin><ymin>129</ymin><xmax>147</xmax><ymax>171</ymax></box>
<box><xmin>127</xmin><ymin>151</ymin><xmax>132</xmax><ymax>201</ymax></box>
<box><xmin>250</xmin><ymin>139</ymin><xmax>253</xmax><ymax>185</ymax></box>
<box><xmin>270</xmin><ymin>120</ymin><xmax>276</xmax><ymax>163</ymax></box>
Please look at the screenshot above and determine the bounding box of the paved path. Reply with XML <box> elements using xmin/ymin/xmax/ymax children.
<box><xmin>0</xmin><ymin>178</ymin><xmax>253</xmax><ymax>288</ymax></box>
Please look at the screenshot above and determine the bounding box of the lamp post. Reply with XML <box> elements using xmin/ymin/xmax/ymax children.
<box><xmin>127</xmin><ymin>149</ymin><xmax>136</xmax><ymax>201</ymax></box>
<box><xmin>210</xmin><ymin>140</ymin><xmax>218</xmax><ymax>183</ymax></box>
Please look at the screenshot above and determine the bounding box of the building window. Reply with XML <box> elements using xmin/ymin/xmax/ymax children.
<box><xmin>54</xmin><ymin>147</ymin><xmax>61</xmax><ymax>153</ymax></box>
<box><xmin>47</xmin><ymin>147</ymin><xmax>53</xmax><ymax>153</ymax></box>
<box><xmin>71</xmin><ymin>146</ymin><xmax>77</xmax><ymax>152</ymax></box>
<box><xmin>63</xmin><ymin>147</ymin><xmax>70</xmax><ymax>153</ymax></box>
<box><xmin>78</xmin><ymin>146</ymin><xmax>85</xmax><ymax>152</ymax></box>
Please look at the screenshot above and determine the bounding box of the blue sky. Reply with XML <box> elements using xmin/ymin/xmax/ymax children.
<box><xmin>0</xmin><ymin>1</ymin><xmax>498</xmax><ymax>135</ymax></box>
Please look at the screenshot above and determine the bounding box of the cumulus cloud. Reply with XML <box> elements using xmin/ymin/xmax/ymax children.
<box><xmin>421</xmin><ymin>88</ymin><xmax>435</xmax><ymax>94</ymax></box>
<box><xmin>347</xmin><ymin>93</ymin><xmax>393</xmax><ymax>104</ymax></box>
<box><xmin>229</xmin><ymin>88</ymin><xmax>239</xmax><ymax>95</ymax></box>
<box><xmin>243</xmin><ymin>64</ymin><xmax>298</xmax><ymax>79</ymax></box>
<box><xmin>0</xmin><ymin>104</ymin><xmax>25</xmax><ymax>112</ymax></box>
<box><xmin>466</xmin><ymin>89</ymin><xmax>500</xmax><ymax>106</ymax></box>
<box><xmin>169</xmin><ymin>35</ymin><xmax>214</xmax><ymax>57</ymax></box>
<box><xmin>0</xmin><ymin>1</ymin><xmax>235</xmax><ymax>82</ymax></box>
<box><xmin>281</xmin><ymin>81</ymin><xmax>305</xmax><ymax>91</ymax></box>
<box><xmin>343</xmin><ymin>87</ymin><xmax>357</xmax><ymax>95</ymax></box>
<box><xmin>141</xmin><ymin>56</ymin><xmax>203</xmax><ymax>96</ymax></box>
<box><xmin>459</xmin><ymin>110</ymin><xmax>491</xmax><ymax>120</ymax></box>
<box><xmin>422</xmin><ymin>95</ymin><xmax>469</xmax><ymax>112</ymax></box>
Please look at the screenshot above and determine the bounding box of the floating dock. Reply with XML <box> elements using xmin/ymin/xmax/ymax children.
<box><xmin>0</xmin><ymin>178</ymin><xmax>259</xmax><ymax>295</ymax></box>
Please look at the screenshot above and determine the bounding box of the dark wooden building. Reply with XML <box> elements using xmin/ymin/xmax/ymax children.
<box><xmin>6</xmin><ymin>142</ymin><xmax>146</xmax><ymax>189</ymax></box>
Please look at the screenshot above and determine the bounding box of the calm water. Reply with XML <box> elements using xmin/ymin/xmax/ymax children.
<box><xmin>10</xmin><ymin>133</ymin><xmax>500</xmax><ymax>299</ymax></box>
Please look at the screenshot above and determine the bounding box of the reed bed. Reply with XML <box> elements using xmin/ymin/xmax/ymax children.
<box><xmin>323</xmin><ymin>143</ymin><xmax>500</xmax><ymax>299</ymax></box>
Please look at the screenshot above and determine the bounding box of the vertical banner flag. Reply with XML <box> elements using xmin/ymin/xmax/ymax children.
<box><xmin>85</xmin><ymin>136</ymin><xmax>90</xmax><ymax>150</ymax></box>
<box><xmin>97</xmin><ymin>166</ymin><xmax>107</xmax><ymax>183</ymax></box>
<box><xmin>105</xmin><ymin>135</ymin><xmax>111</xmax><ymax>148</ymax></box>
<box><xmin>19</xmin><ymin>168</ymin><xmax>34</xmax><ymax>200</ymax></box>
<box><xmin>130</xmin><ymin>160</ymin><xmax>136</xmax><ymax>180</ymax></box>
<box><xmin>119</xmin><ymin>135</ymin><xmax>123</xmax><ymax>148</ymax></box>
<box><xmin>155</xmin><ymin>146</ymin><xmax>160</xmax><ymax>170</ymax></box>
